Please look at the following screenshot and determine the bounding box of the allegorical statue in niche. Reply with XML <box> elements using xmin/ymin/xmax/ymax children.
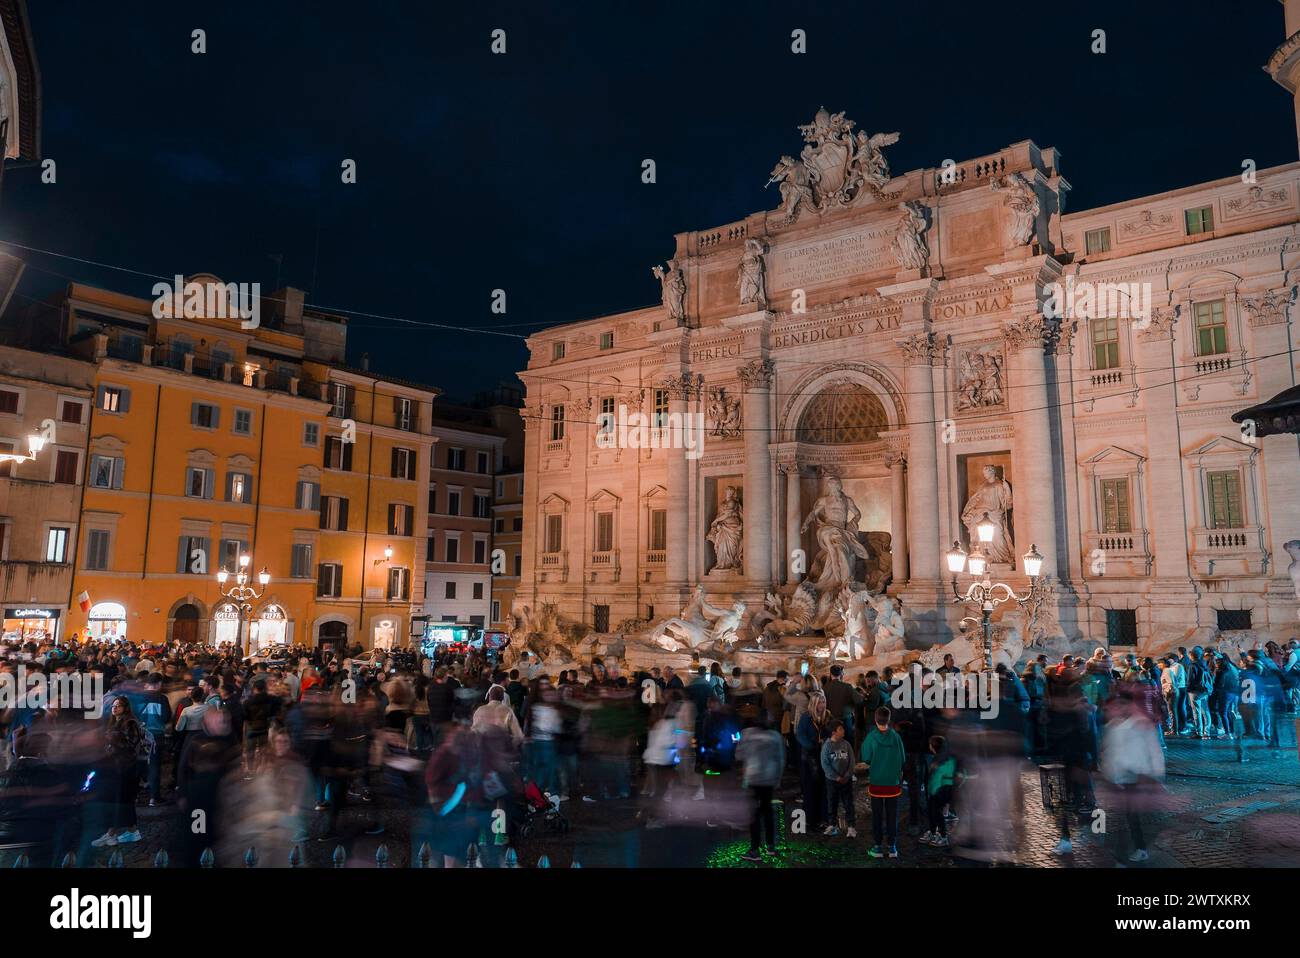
<box><xmin>737</xmin><ymin>238</ymin><xmax>767</xmax><ymax>306</ymax></box>
<box><xmin>652</xmin><ymin>259</ymin><xmax>687</xmax><ymax>325</ymax></box>
<box><xmin>707</xmin><ymin>485</ymin><xmax>744</xmax><ymax>572</ymax></box>
<box><xmin>1286</xmin><ymin>539</ymin><xmax>1300</xmax><ymax>607</ymax></box>
<box><xmin>961</xmin><ymin>465</ymin><xmax>1015</xmax><ymax>564</ymax></box>
<box><xmin>801</xmin><ymin>476</ymin><xmax>871</xmax><ymax>594</ymax></box>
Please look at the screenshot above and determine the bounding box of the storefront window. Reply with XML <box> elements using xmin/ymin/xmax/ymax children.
<box><xmin>3</xmin><ymin>607</ymin><xmax>61</xmax><ymax>643</ymax></box>
<box><xmin>251</xmin><ymin>605</ymin><xmax>286</xmax><ymax>650</ymax></box>
<box><xmin>87</xmin><ymin>602</ymin><xmax>127</xmax><ymax>641</ymax></box>
<box><xmin>372</xmin><ymin>619</ymin><xmax>396</xmax><ymax>649</ymax></box>
<box><xmin>213</xmin><ymin>603</ymin><xmax>240</xmax><ymax>647</ymax></box>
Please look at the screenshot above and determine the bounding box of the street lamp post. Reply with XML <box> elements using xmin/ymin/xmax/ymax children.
<box><xmin>0</xmin><ymin>433</ymin><xmax>48</xmax><ymax>467</ymax></box>
<box><xmin>216</xmin><ymin>553</ymin><xmax>271</xmax><ymax>656</ymax></box>
<box><xmin>945</xmin><ymin>512</ymin><xmax>1048</xmax><ymax>670</ymax></box>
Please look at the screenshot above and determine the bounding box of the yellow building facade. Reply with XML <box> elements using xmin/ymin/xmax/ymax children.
<box><xmin>57</xmin><ymin>277</ymin><xmax>436</xmax><ymax>650</ymax></box>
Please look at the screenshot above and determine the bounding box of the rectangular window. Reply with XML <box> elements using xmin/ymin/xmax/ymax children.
<box><xmin>388</xmin><ymin>503</ymin><xmax>413</xmax><ymax>536</ymax></box>
<box><xmin>473</xmin><ymin>582</ymin><xmax>483</xmax><ymax>600</ymax></box>
<box><xmin>428</xmin><ymin>487</ymin><xmax>437</xmax><ymax>514</ymax></box>
<box><xmin>1185</xmin><ymin>205</ymin><xmax>1214</xmax><ymax>235</ymax></box>
<box><xmin>319</xmin><ymin>495</ymin><xmax>349</xmax><ymax>531</ymax></box>
<box><xmin>445</xmin><ymin>581</ymin><xmax>456</xmax><ymax>600</ymax></box>
<box><xmin>1216</xmin><ymin>609</ymin><xmax>1252</xmax><ymax>631</ymax></box>
<box><xmin>652</xmin><ymin>389</ymin><xmax>668</xmax><ymax>428</ymax></box>
<box><xmin>512</xmin><ymin>516</ymin><xmax>523</xmax><ymax>532</ymax></box>
<box><xmin>473</xmin><ymin>539</ymin><xmax>486</xmax><ymax>564</ymax></box>
<box><xmin>324</xmin><ymin>435</ymin><xmax>353</xmax><ymax>470</ymax></box>
<box><xmin>550</xmin><ymin>405</ymin><xmax>565</xmax><ymax>441</ymax></box>
<box><xmin>296</xmin><ymin>481</ymin><xmax>321</xmax><ymax>511</ymax></box>
<box><xmin>60</xmin><ymin>400</ymin><xmax>83</xmax><ymax>425</ymax></box>
<box><xmin>473</xmin><ymin>494</ymin><xmax>490</xmax><ymax>518</ymax></box>
<box><xmin>552</xmin><ymin>342</ymin><xmax>566</xmax><ymax>361</ymax></box>
<box><xmin>227</xmin><ymin>472</ymin><xmax>250</xmax><ymax>504</ymax></box>
<box><xmin>303</xmin><ymin>422</ymin><xmax>320</xmax><ymax>447</ymax></box>
<box><xmin>330</xmin><ymin>383</ymin><xmax>351</xmax><ymax>419</ymax></box>
<box><xmin>317</xmin><ymin>563</ymin><xmax>343</xmax><ymax>598</ymax></box>
<box><xmin>494</xmin><ymin>518</ymin><xmax>505</xmax><ymax>533</ymax></box>
<box><xmin>545</xmin><ymin>514</ymin><xmax>563</xmax><ymax>554</ymax></box>
<box><xmin>426</xmin><ymin>536</ymin><xmax>436</xmax><ymax>561</ymax></box>
<box><xmin>0</xmin><ymin>390</ymin><xmax>18</xmax><ymax>414</ymax></box>
<box><xmin>85</xmin><ymin>529</ymin><xmax>110</xmax><ymax>571</ymax></box>
<box><xmin>1193</xmin><ymin>299</ymin><xmax>1228</xmax><ymax>356</ymax></box>
<box><xmin>218</xmin><ymin>538</ymin><xmax>248</xmax><ymax>573</ymax></box>
<box><xmin>492</xmin><ymin>600</ymin><xmax>501</xmax><ymax>622</ymax></box>
<box><xmin>650</xmin><ymin>509</ymin><xmax>667</xmax><ymax>551</ymax></box>
<box><xmin>598</xmin><ymin>396</ymin><xmax>616</xmax><ymax>438</ymax></box>
<box><xmin>394</xmin><ymin>396</ymin><xmax>414</xmax><ymax>431</ymax></box>
<box><xmin>1084</xmin><ymin>228</ymin><xmax>1111</xmax><ymax>255</ymax></box>
<box><xmin>233</xmin><ymin>409</ymin><xmax>252</xmax><ymax>435</ymax></box>
<box><xmin>392</xmin><ymin>446</ymin><xmax>417</xmax><ymax>480</ymax></box>
<box><xmin>1099</xmin><ymin>478</ymin><xmax>1131</xmax><ymax>534</ymax></box>
<box><xmin>595</xmin><ymin>511</ymin><xmax>614</xmax><ymax>552</ymax></box>
<box><xmin>177</xmin><ymin>535</ymin><xmax>209</xmax><ymax>574</ymax></box>
<box><xmin>496</xmin><ymin>479</ymin><xmax>505</xmax><ymax>498</ymax></box>
<box><xmin>592</xmin><ymin>604</ymin><xmax>610</xmax><ymax>632</ymax></box>
<box><xmin>89</xmin><ymin>455</ymin><xmax>123</xmax><ymax>490</ymax></box>
<box><xmin>1206</xmin><ymin>470</ymin><xmax>1244</xmax><ymax>528</ymax></box>
<box><xmin>1090</xmin><ymin>317</ymin><xmax>1120</xmax><ymax>370</ymax></box>
<box><xmin>45</xmin><ymin>527</ymin><xmax>70</xmax><ymax>563</ymax></box>
<box><xmin>445</xmin><ymin>536</ymin><xmax>460</xmax><ymax>563</ymax></box>
<box><xmin>54</xmin><ymin>450</ymin><xmax>80</xmax><ymax>485</ymax></box>
<box><xmin>447</xmin><ymin>447</ymin><xmax>465</xmax><ymax>471</ymax></box>
<box><xmin>186</xmin><ymin>466</ymin><xmax>212</xmax><ymax>499</ymax></box>
<box><xmin>290</xmin><ymin>543</ymin><xmax>313</xmax><ymax>578</ymax></box>
<box><xmin>191</xmin><ymin>402</ymin><xmax>219</xmax><ymax>430</ymax></box>
<box><xmin>446</xmin><ymin>491</ymin><xmax>461</xmax><ymax>516</ymax></box>
<box><xmin>600</xmin><ymin>331</ymin><xmax>614</xmax><ymax>350</ymax></box>
<box><xmin>1104</xmin><ymin>609</ymin><xmax>1138</xmax><ymax>646</ymax></box>
<box><xmin>477</xmin><ymin>451</ymin><xmax>489</xmax><ymax>474</ymax></box>
<box><xmin>98</xmin><ymin>386</ymin><xmax>129</xmax><ymax>413</ymax></box>
<box><xmin>513</xmin><ymin>553</ymin><xmax>522</xmax><ymax>577</ymax></box>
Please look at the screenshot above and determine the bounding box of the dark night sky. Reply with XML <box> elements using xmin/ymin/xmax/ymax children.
<box><xmin>1</xmin><ymin>0</ymin><xmax>1293</xmax><ymax>398</ymax></box>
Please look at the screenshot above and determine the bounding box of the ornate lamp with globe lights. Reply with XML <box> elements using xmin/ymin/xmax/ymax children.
<box><xmin>216</xmin><ymin>553</ymin><xmax>271</xmax><ymax>655</ymax></box>
<box><xmin>945</xmin><ymin>511</ymin><xmax>1048</xmax><ymax>670</ymax></box>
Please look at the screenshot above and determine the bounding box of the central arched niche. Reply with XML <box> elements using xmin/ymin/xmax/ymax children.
<box><xmin>795</xmin><ymin>381</ymin><xmax>888</xmax><ymax>444</ymax></box>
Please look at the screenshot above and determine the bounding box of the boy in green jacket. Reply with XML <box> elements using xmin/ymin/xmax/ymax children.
<box><xmin>859</xmin><ymin>706</ymin><xmax>905</xmax><ymax>858</ymax></box>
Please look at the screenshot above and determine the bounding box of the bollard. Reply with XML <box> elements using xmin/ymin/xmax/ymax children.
<box><xmin>416</xmin><ymin>842</ymin><xmax>431</xmax><ymax>869</ymax></box>
<box><xmin>536</xmin><ymin>854</ymin><xmax>550</xmax><ymax>868</ymax></box>
<box><xmin>503</xmin><ymin>847</ymin><xmax>519</xmax><ymax>868</ymax></box>
<box><xmin>288</xmin><ymin>845</ymin><xmax>301</xmax><ymax>869</ymax></box>
<box><xmin>199</xmin><ymin>848</ymin><xmax>215</xmax><ymax>868</ymax></box>
<box><xmin>60</xmin><ymin>851</ymin><xmax>76</xmax><ymax>869</ymax></box>
<box><xmin>244</xmin><ymin>847</ymin><xmax>258</xmax><ymax>868</ymax></box>
<box><xmin>331</xmin><ymin>845</ymin><xmax>347</xmax><ymax>869</ymax></box>
<box><xmin>375</xmin><ymin>844</ymin><xmax>389</xmax><ymax>869</ymax></box>
<box><xmin>153</xmin><ymin>850</ymin><xmax>169</xmax><ymax>869</ymax></box>
<box><xmin>12</xmin><ymin>853</ymin><xmax>30</xmax><ymax>868</ymax></box>
<box><xmin>108</xmin><ymin>850</ymin><xmax>125</xmax><ymax>869</ymax></box>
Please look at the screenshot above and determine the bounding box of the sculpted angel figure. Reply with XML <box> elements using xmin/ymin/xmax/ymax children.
<box><xmin>853</xmin><ymin>129</ymin><xmax>901</xmax><ymax>188</ymax></box>
<box><xmin>706</xmin><ymin>485</ymin><xmax>744</xmax><ymax>572</ymax></box>
<box><xmin>865</xmin><ymin>591</ymin><xmax>905</xmax><ymax>655</ymax></box>
<box><xmin>767</xmin><ymin>155</ymin><xmax>814</xmax><ymax>221</ymax></box>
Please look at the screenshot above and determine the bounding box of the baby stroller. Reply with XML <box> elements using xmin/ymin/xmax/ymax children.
<box><xmin>516</xmin><ymin>780</ymin><xmax>569</xmax><ymax>840</ymax></box>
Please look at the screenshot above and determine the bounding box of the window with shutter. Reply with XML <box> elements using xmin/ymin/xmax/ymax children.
<box><xmin>1099</xmin><ymin>478</ymin><xmax>1131</xmax><ymax>534</ymax></box>
<box><xmin>545</xmin><ymin>515</ymin><xmax>563</xmax><ymax>553</ymax></box>
<box><xmin>596</xmin><ymin>511</ymin><xmax>614</xmax><ymax>552</ymax></box>
<box><xmin>651</xmin><ymin>509</ymin><xmax>667</xmax><ymax>550</ymax></box>
<box><xmin>85</xmin><ymin>529</ymin><xmax>110</xmax><ymax>570</ymax></box>
<box><xmin>54</xmin><ymin>450</ymin><xmax>79</xmax><ymax>484</ymax></box>
<box><xmin>1206</xmin><ymin>470</ymin><xmax>1244</xmax><ymax>528</ymax></box>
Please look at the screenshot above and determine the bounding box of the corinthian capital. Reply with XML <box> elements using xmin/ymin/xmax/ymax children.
<box><xmin>737</xmin><ymin>358</ymin><xmax>775</xmax><ymax>390</ymax></box>
<box><xmin>661</xmin><ymin>372</ymin><xmax>704</xmax><ymax>400</ymax></box>
<box><xmin>1002</xmin><ymin>314</ymin><xmax>1056</xmax><ymax>354</ymax></box>
<box><xmin>895</xmin><ymin>331</ymin><xmax>938</xmax><ymax>365</ymax></box>
<box><xmin>1241</xmin><ymin>287</ymin><xmax>1295</xmax><ymax>328</ymax></box>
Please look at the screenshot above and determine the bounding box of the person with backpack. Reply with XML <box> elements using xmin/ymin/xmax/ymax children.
<box><xmin>860</xmin><ymin>705</ymin><xmax>906</xmax><ymax>858</ymax></box>
<box><xmin>131</xmin><ymin>672</ymin><xmax>172</xmax><ymax>806</ymax></box>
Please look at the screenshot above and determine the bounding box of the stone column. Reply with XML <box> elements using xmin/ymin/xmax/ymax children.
<box><xmin>898</xmin><ymin>333</ymin><xmax>940</xmax><ymax>585</ymax></box>
<box><xmin>1003</xmin><ymin>314</ymin><xmax>1060</xmax><ymax>579</ymax></box>
<box><xmin>739</xmin><ymin>358</ymin><xmax>775</xmax><ymax>589</ymax></box>
<box><xmin>885</xmin><ymin>448</ymin><xmax>909</xmax><ymax>587</ymax></box>
<box><xmin>662</xmin><ymin>374</ymin><xmax>698</xmax><ymax>592</ymax></box>
<box><xmin>782</xmin><ymin>463</ymin><xmax>802</xmax><ymax>585</ymax></box>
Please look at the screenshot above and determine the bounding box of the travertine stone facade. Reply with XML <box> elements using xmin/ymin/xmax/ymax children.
<box><xmin>518</xmin><ymin>108</ymin><xmax>1300</xmax><ymax>654</ymax></box>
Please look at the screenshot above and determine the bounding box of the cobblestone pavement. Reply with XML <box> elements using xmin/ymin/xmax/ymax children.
<box><xmin>6</xmin><ymin>725</ymin><xmax>1296</xmax><ymax>868</ymax></box>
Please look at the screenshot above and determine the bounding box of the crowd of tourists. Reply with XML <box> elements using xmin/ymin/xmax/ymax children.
<box><xmin>0</xmin><ymin>634</ymin><xmax>1294</xmax><ymax>867</ymax></box>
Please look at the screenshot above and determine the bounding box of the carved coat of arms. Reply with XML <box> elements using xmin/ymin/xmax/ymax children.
<box><xmin>767</xmin><ymin>107</ymin><xmax>900</xmax><ymax>222</ymax></box>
